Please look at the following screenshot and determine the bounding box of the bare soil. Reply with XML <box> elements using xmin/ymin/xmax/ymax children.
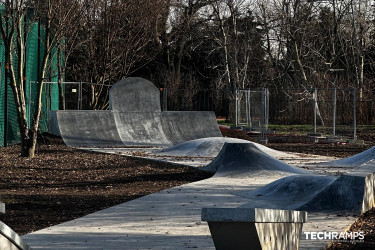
<box><xmin>0</xmin><ymin>135</ymin><xmax>213</xmax><ymax>235</ymax></box>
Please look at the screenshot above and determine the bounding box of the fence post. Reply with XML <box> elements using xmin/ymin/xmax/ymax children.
<box><xmin>246</xmin><ymin>90</ymin><xmax>251</xmax><ymax>128</ymax></box>
<box><xmin>267</xmin><ymin>89</ymin><xmax>270</xmax><ymax>129</ymax></box>
<box><xmin>162</xmin><ymin>88</ymin><xmax>167</xmax><ymax>111</ymax></box>
<box><xmin>261</xmin><ymin>88</ymin><xmax>266</xmax><ymax>140</ymax></box>
<box><xmin>333</xmin><ymin>88</ymin><xmax>337</xmax><ymax>136</ymax></box>
<box><xmin>235</xmin><ymin>89</ymin><xmax>238</xmax><ymax>126</ymax></box>
<box><xmin>353</xmin><ymin>88</ymin><xmax>357</xmax><ymax>140</ymax></box>
<box><xmin>79</xmin><ymin>82</ymin><xmax>83</xmax><ymax>110</ymax></box>
<box><xmin>313</xmin><ymin>89</ymin><xmax>317</xmax><ymax>134</ymax></box>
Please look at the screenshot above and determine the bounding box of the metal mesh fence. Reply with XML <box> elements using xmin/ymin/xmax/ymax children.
<box><xmin>234</xmin><ymin>89</ymin><xmax>269</xmax><ymax>130</ymax></box>
<box><xmin>36</xmin><ymin>81</ymin><xmax>375</xmax><ymax>140</ymax></box>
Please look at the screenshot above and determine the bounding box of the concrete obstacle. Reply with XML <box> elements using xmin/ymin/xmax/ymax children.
<box><xmin>203</xmin><ymin>143</ymin><xmax>308</xmax><ymax>176</ymax></box>
<box><xmin>109</xmin><ymin>78</ymin><xmax>161</xmax><ymax>112</ymax></box>
<box><xmin>245</xmin><ymin>175</ymin><xmax>337</xmax><ymax>210</ymax></box>
<box><xmin>325</xmin><ymin>146</ymin><xmax>375</xmax><ymax>167</ymax></box>
<box><xmin>56</xmin><ymin>111</ymin><xmax>124</xmax><ymax>147</ymax></box>
<box><xmin>51</xmin><ymin>77</ymin><xmax>222</xmax><ymax>147</ymax></box>
<box><xmin>242</xmin><ymin>174</ymin><xmax>365</xmax><ymax>212</ymax></box>
<box><xmin>0</xmin><ymin>222</ymin><xmax>32</xmax><ymax>250</ymax></box>
<box><xmin>155</xmin><ymin>137</ymin><xmax>292</xmax><ymax>158</ymax></box>
<box><xmin>113</xmin><ymin>112</ymin><xmax>171</xmax><ymax>146</ymax></box>
<box><xmin>0</xmin><ymin>204</ymin><xmax>31</xmax><ymax>250</ymax></box>
<box><xmin>155</xmin><ymin>137</ymin><xmax>249</xmax><ymax>157</ymax></box>
<box><xmin>362</xmin><ymin>172</ymin><xmax>375</xmax><ymax>214</ymax></box>
<box><xmin>298</xmin><ymin>174</ymin><xmax>365</xmax><ymax>212</ymax></box>
<box><xmin>202</xmin><ymin>208</ymin><xmax>307</xmax><ymax>250</ymax></box>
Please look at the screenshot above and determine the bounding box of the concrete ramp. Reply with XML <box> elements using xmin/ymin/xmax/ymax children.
<box><xmin>244</xmin><ymin>175</ymin><xmax>337</xmax><ymax>210</ymax></box>
<box><xmin>113</xmin><ymin>112</ymin><xmax>171</xmax><ymax>146</ymax></box>
<box><xmin>298</xmin><ymin>174</ymin><xmax>365</xmax><ymax>212</ymax></box>
<box><xmin>326</xmin><ymin>146</ymin><xmax>375</xmax><ymax>167</ymax></box>
<box><xmin>203</xmin><ymin>143</ymin><xmax>309</xmax><ymax>177</ymax></box>
<box><xmin>57</xmin><ymin>111</ymin><xmax>123</xmax><ymax>147</ymax></box>
<box><xmin>161</xmin><ymin>112</ymin><xmax>222</xmax><ymax>144</ymax></box>
<box><xmin>53</xmin><ymin>77</ymin><xmax>222</xmax><ymax>147</ymax></box>
<box><xmin>155</xmin><ymin>137</ymin><xmax>292</xmax><ymax>158</ymax></box>
<box><xmin>240</xmin><ymin>174</ymin><xmax>365</xmax><ymax>213</ymax></box>
<box><xmin>155</xmin><ymin>137</ymin><xmax>251</xmax><ymax>157</ymax></box>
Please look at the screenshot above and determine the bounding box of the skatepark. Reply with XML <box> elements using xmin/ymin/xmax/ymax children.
<box><xmin>2</xmin><ymin>78</ymin><xmax>375</xmax><ymax>249</ymax></box>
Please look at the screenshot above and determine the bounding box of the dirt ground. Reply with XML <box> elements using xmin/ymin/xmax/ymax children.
<box><xmin>0</xmin><ymin>135</ymin><xmax>213</xmax><ymax>235</ymax></box>
<box><xmin>1</xmin><ymin>129</ymin><xmax>374</xmax><ymax>249</ymax></box>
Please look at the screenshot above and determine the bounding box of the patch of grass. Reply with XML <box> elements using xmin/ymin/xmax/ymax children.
<box><xmin>217</xmin><ymin>120</ymin><xmax>233</xmax><ymax>126</ymax></box>
<box><xmin>268</xmin><ymin>124</ymin><xmax>313</xmax><ymax>134</ymax></box>
<box><xmin>358</xmin><ymin>125</ymin><xmax>375</xmax><ymax>130</ymax></box>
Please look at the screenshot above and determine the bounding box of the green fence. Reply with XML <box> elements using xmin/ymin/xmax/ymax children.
<box><xmin>0</xmin><ymin>21</ymin><xmax>60</xmax><ymax>146</ymax></box>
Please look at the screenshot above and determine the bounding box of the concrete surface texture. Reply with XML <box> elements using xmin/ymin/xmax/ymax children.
<box><xmin>37</xmin><ymin>77</ymin><xmax>375</xmax><ymax>249</ymax></box>
<box><xmin>202</xmin><ymin>208</ymin><xmax>307</xmax><ymax>250</ymax></box>
<box><xmin>22</xmin><ymin>142</ymin><xmax>373</xmax><ymax>249</ymax></box>
<box><xmin>53</xmin><ymin>77</ymin><xmax>222</xmax><ymax>147</ymax></box>
<box><xmin>0</xmin><ymin>221</ymin><xmax>31</xmax><ymax>250</ymax></box>
<box><xmin>57</xmin><ymin>111</ymin><xmax>124</xmax><ymax>147</ymax></box>
<box><xmin>202</xmin><ymin>143</ymin><xmax>308</xmax><ymax>176</ymax></box>
<box><xmin>201</xmin><ymin>208</ymin><xmax>307</xmax><ymax>223</ymax></box>
<box><xmin>325</xmin><ymin>145</ymin><xmax>375</xmax><ymax>167</ymax></box>
<box><xmin>154</xmin><ymin>137</ymin><xmax>292</xmax><ymax>158</ymax></box>
<box><xmin>298</xmin><ymin>174</ymin><xmax>365</xmax><ymax>212</ymax></box>
<box><xmin>243</xmin><ymin>175</ymin><xmax>337</xmax><ymax>210</ymax></box>
<box><xmin>109</xmin><ymin>77</ymin><xmax>161</xmax><ymax>112</ymax></box>
<box><xmin>362</xmin><ymin>172</ymin><xmax>375</xmax><ymax>214</ymax></box>
<box><xmin>113</xmin><ymin>112</ymin><xmax>171</xmax><ymax>146</ymax></box>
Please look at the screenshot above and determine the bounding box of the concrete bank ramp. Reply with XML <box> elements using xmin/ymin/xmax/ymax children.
<box><xmin>242</xmin><ymin>175</ymin><xmax>337</xmax><ymax>210</ymax></box>
<box><xmin>203</xmin><ymin>143</ymin><xmax>309</xmax><ymax>177</ymax></box>
<box><xmin>155</xmin><ymin>137</ymin><xmax>253</xmax><ymax>157</ymax></box>
<box><xmin>155</xmin><ymin>137</ymin><xmax>293</xmax><ymax>158</ymax></box>
<box><xmin>240</xmin><ymin>174</ymin><xmax>365</xmax><ymax>212</ymax></box>
<box><xmin>298</xmin><ymin>174</ymin><xmax>365</xmax><ymax>212</ymax></box>
<box><xmin>324</xmin><ymin>146</ymin><xmax>375</xmax><ymax>167</ymax></box>
<box><xmin>54</xmin><ymin>77</ymin><xmax>222</xmax><ymax>147</ymax></box>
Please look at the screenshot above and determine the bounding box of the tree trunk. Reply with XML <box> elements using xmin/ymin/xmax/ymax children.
<box><xmin>28</xmin><ymin>16</ymin><xmax>52</xmax><ymax>158</ymax></box>
<box><xmin>57</xmin><ymin>45</ymin><xmax>66</xmax><ymax>110</ymax></box>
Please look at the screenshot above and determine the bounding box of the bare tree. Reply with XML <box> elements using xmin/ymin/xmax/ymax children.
<box><xmin>0</xmin><ymin>0</ymin><xmax>82</xmax><ymax>157</ymax></box>
<box><xmin>68</xmin><ymin>0</ymin><xmax>165</xmax><ymax>110</ymax></box>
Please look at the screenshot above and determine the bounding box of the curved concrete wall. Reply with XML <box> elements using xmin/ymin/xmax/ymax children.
<box><xmin>109</xmin><ymin>77</ymin><xmax>161</xmax><ymax>112</ymax></box>
<box><xmin>161</xmin><ymin>112</ymin><xmax>222</xmax><ymax>144</ymax></box>
<box><xmin>57</xmin><ymin>111</ymin><xmax>123</xmax><ymax>147</ymax></box>
<box><xmin>54</xmin><ymin>110</ymin><xmax>222</xmax><ymax>147</ymax></box>
<box><xmin>113</xmin><ymin>112</ymin><xmax>171</xmax><ymax>146</ymax></box>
